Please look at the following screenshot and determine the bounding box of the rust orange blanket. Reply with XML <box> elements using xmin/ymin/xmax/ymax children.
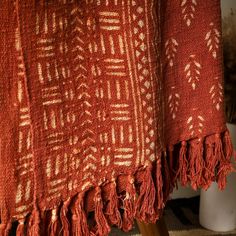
<box><xmin>0</xmin><ymin>0</ymin><xmax>233</xmax><ymax>235</ymax></box>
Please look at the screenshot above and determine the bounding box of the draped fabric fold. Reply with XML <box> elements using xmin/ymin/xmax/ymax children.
<box><xmin>0</xmin><ymin>0</ymin><xmax>233</xmax><ymax>235</ymax></box>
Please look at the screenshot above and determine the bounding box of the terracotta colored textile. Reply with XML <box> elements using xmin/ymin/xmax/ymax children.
<box><xmin>0</xmin><ymin>0</ymin><xmax>233</xmax><ymax>235</ymax></box>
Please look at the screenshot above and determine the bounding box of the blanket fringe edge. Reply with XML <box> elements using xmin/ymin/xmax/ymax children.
<box><xmin>0</xmin><ymin>129</ymin><xmax>234</xmax><ymax>236</ymax></box>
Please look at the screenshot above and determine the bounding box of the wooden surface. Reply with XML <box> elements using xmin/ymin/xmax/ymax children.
<box><xmin>136</xmin><ymin>217</ymin><xmax>169</xmax><ymax>236</ymax></box>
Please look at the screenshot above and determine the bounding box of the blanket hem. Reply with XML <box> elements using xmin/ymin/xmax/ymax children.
<box><xmin>0</xmin><ymin>129</ymin><xmax>234</xmax><ymax>236</ymax></box>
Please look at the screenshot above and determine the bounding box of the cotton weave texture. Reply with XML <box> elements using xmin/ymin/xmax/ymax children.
<box><xmin>0</xmin><ymin>0</ymin><xmax>233</xmax><ymax>235</ymax></box>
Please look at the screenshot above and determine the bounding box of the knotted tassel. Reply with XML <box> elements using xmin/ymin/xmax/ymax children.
<box><xmin>105</xmin><ymin>180</ymin><xmax>122</xmax><ymax>228</ymax></box>
<box><xmin>93</xmin><ymin>187</ymin><xmax>110</xmax><ymax>236</ymax></box>
<box><xmin>48</xmin><ymin>208</ymin><xmax>59</xmax><ymax>236</ymax></box>
<box><xmin>16</xmin><ymin>220</ymin><xmax>25</xmax><ymax>236</ymax></box>
<box><xmin>60</xmin><ymin>198</ymin><xmax>71</xmax><ymax>236</ymax></box>
<box><xmin>0</xmin><ymin>222</ymin><xmax>12</xmax><ymax>236</ymax></box>
<box><xmin>122</xmin><ymin>175</ymin><xmax>136</xmax><ymax>232</ymax></box>
<box><xmin>28</xmin><ymin>204</ymin><xmax>41</xmax><ymax>236</ymax></box>
<box><xmin>223</xmin><ymin>130</ymin><xmax>234</xmax><ymax>162</ymax></box>
<box><xmin>0</xmin><ymin>224</ymin><xmax>6</xmax><ymax>236</ymax></box>
<box><xmin>72</xmin><ymin>192</ymin><xmax>89</xmax><ymax>236</ymax></box>
<box><xmin>217</xmin><ymin>132</ymin><xmax>234</xmax><ymax>190</ymax></box>
<box><xmin>156</xmin><ymin>158</ymin><xmax>164</xmax><ymax>210</ymax></box>
<box><xmin>203</xmin><ymin>136</ymin><xmax>218</xmax><ymax>190</ymax></box>
<box><xmin>135</xmin><ymin>161</ymin><xmax>156</xmax><ymax>223</ymax></box>
<box><xmin>178</xmin><ymin>141</ymin><xmax>188</xmax><ymax>187</ymax></box>
<box><xmin>0</xmin><ymin>201</ymin><xmax>11</xmax><ymax>236</ymax></box>
<box><xmin>189</xmin><ymin>138</ymin><xmax>204</xmax><ymax>190</ymax></box>
<box><xmin>218</xmin><ymin>163</ymin><xmax>233</xmax><ymax>190</ymax></box>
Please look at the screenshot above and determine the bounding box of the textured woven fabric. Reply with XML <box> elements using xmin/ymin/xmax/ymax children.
<box><xmin>0</xmin><ymin>0</ymin><xmax>233</xmax><ymax>235</ymax></box>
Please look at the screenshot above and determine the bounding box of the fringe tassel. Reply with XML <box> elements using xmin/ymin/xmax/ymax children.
<box><xmin>60</xmin><ymin>198</ymin><xmax>71</xmax><ymax>236</ymax></box>
<box><xmin>135</xmin><ymin>161</ymin><xmax>156</xmax><ymax>223</ymax></box>
<box><xmin>105</xmin><ymin>181</ymin><xmax>122</xmax><ymax>228</ymax></box>
<box><xmin>72</xmin><ymin>193</ymin><xmax>89</xmax><ymax>236</ymax></box>
<box><xmin>122</xmin><ymin>175</ymin><xmax>136</xmax><ymax>232</ymax></box>
<box><xmin>189</xmin><ymin>138</ymin><xmax>204</xmax><ymax>190</ymax></box>
<box><xmin>223</xmin><ymin>130</ymin><xmax>233</xmax><ymax>160</ymax></box>
<box><xmin>16</xmin><ymin>220</ymin><xmax>25</xmax><ymax>236</ymax></box>
<box><xmin>48</xmin><ymin>208</ymin><xmax>59</xmax><ymax>236</ymax></box>
<box><xmin>217</xmin><ymin>132</ymin><xmax>234</xmax><ymax>190</ymax></box>
<box><xmin>93</xmin><ymin>187</ymin><xmax>111</xmax><ymax>236</ymax></box>
<box><xmin>203</xmin><ymin>135</ymin><xmax>218</xmax><ymax>189</ymax></box>
<box><xmin>0</xmin><ymin>200</ymin><xmax>11</xmax><ymax>236</ymax></box>
<box><xmin>178</xmin><ymin>141</ymin><xmax>188</xmax><ymax>186</ymax></box>
<box><xmin>2</xmin><ymin>222</ymin><xmax>12</xmax><ymax>236</ymax></box>
<box><xmin>40</xmin><ymin>210</ymin><xmax>47</xmax><ymax>236</ymax></box>
<box><xmin>28</xmin><ymin>205</ymin><xmax>41</xmax><ymax>236</ymax></box>
<box><xmin>156</xmin><ymin>158</ymin><xmax>164</xmax><ymax>210</ymax></box>
<box><xmin>171</xmin><ymin>130</ymin><xmax>234</xmax><ymax>191</ymax></box>
<box><xmin>0</xmin><ymin>224</ymin><xmax>5</xmax><ymax>236</ymax></box>
<box><xmin>1</xmin><ymin>130</ymin><xmax>233</xmax><ymax>235</ymax></box>
<box><xmin>217</xmin><ymin>163</ymin><xmax>233</xmax><ymax>190</ymax></box>
<box><xmin>6</xmin><ymin>223</ymin><xmax>12</xmax><ymax>236</ymax></box>
<box><xmin>0</xmin><ymin>223</ymin><xmax>11</xmax><ymax>236</ymax></box>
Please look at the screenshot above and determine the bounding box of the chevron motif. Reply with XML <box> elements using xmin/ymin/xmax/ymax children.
<box><xmin>70</xmin><ymin>5</ymin><xmax>97</xmax><ymax>184</ymax></box>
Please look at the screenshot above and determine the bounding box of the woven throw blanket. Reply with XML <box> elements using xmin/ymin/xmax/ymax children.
<box><xmin>0</xmin><ymin>0</ymin><xmax>233</xmax><ymax>235</ymax></box>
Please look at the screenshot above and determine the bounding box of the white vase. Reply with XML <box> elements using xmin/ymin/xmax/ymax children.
<box><xmin>199</xmin><ymin>123</ymin><xmax>236</xmax><ymax>232</ymax></box>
